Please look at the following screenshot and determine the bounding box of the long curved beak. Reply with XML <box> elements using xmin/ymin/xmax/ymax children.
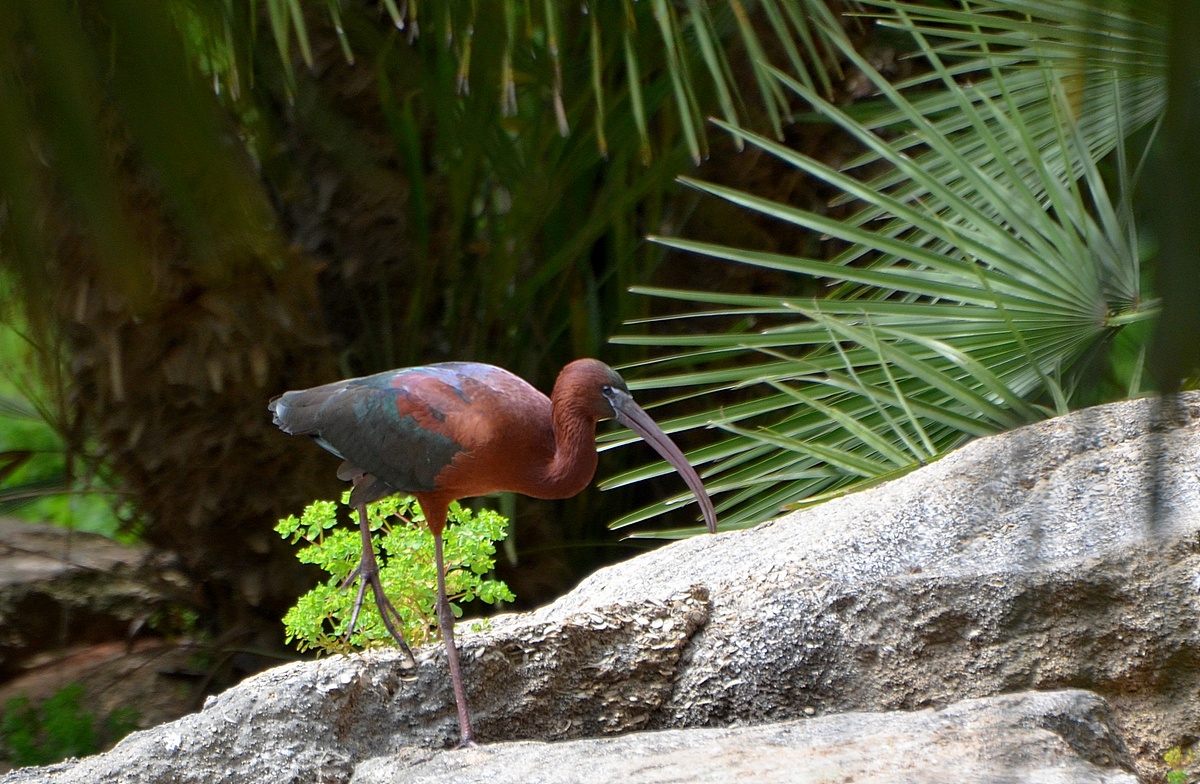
<box><xmin>605</xmin><ymin>388</ymin><xmax>718</xmax><ymax>534</ymax></box>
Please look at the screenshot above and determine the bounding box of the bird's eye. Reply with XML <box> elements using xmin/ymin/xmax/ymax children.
<box><xmin>601</xmin><ymin>385</ymin><xmax>613</xmax><ymax>394</ymax></box>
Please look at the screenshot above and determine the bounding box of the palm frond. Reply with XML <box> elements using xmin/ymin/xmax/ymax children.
<box><xmin>194</xmin><ymin>1</ymin><xmax>859</xmax><ymax>162</ymax></box>
<box><xmin>608</xmin><ymin>2</ymin><xmax>1160</xmax><ymax>534</ymax></box>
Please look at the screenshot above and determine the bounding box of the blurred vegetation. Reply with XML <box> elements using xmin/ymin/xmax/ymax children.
<box><xmin>0</xmin><ymin>0</ymin><xmax>1195</xmax><ymax>685</ymax></box>
<box><xmin>0</xmin><ymin>304</ymin><xmax>124</xmax><ymax>537</ymax></box>
<box><xmin>1164</xmin><ymin>745</ymin><xmax>1196</xmax><ymax>784</ymax></box>
<box><xmin>1</xmin><ymin>684</ymin><xmax>139</xmax><ymax>768</ymax></box>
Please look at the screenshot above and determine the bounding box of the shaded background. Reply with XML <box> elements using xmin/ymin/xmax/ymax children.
<box><xmin>0</xmin><ymin>0</ymin><xmax>1196</xmax><ymax>767</ymax></box>
<box><xmin>0</xmin><ymin>0</ymin><xmax>869</xmax><ymax>662</ymax></box>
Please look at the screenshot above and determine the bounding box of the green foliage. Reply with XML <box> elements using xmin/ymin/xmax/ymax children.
<box><xmin>275</xmin><ymin>493</ymin><xmax>514</xmax><ymax>654</ymax></box>
<box><xmin>170</xmin><ymin>2</ymin><xmax>865</xmax><ymax>409</ymax></box>
<box><xmin>1164</xmin><ymin>745</ymin><xmax>1194</xmax><ymax>784</ymax></box>
<box><xmin>146</xmin><ymin>605</ymin><xmax>202</xmax><ymax>640</ymax></box>
<box><xmin>0</xmin><ymin>684</ymin><xmax>139</xmax><ymax>768</ymax></box>
<box><xmin>195</xmin><ymin>1</ymin><xmax>854</xmax><ymax>163</ymax></box>
<box><xmin>606</xmin><ymin>1</ymin><xmax>1167</xmax><ymax>535</ymax></box>
<box><xmin>0</xmin><ymin>306</ymin><xmax>124</xmax><ymax>537</ymax></box>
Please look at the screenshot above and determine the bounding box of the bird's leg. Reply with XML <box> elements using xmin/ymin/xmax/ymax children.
<box><xmin>341</xmin><ymin>500</ymin><xmax>415</xmax><ymax>666</ymax></box>
<box><xmin>434</xmin><ymin>531</ymin><xmax>477</xmax><ymax>748</ymax></box>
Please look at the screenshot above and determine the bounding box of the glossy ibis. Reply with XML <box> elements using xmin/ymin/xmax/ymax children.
<box><xmin>269</xmin><ymin>359</ymin><xmax>717</xmax><ymax>747</ymax></box>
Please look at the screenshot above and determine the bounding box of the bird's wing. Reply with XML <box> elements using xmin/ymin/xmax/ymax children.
<box><xmin>271</xmin><ymin>367</ymin><xmax>475</xmax><ymax>493</ymax></box>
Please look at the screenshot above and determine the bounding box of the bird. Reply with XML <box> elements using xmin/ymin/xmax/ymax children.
<box><xmin>269</xmin><ymin>358</ymin><xmax>717</xmax><ymax>747</ymax></box>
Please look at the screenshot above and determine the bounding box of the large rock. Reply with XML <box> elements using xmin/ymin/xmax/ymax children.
<box><xmin>353</xmin><ymin>689</ymin><xmax>1138</xmax><ymax>784</ymax></box>
<box><xmin>4</xmin><ymin>393</ymin><xmax>1198</xmax><ymax>783</ymax></box>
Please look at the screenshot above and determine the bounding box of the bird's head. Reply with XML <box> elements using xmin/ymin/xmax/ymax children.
<box><xmin>555</xmin><ymin>359</ymin><xmax>631</xmax><ymax>420</ymax></box>
<box><xmin>556</xmin><ymin>358</ymin><xmax>718</xmax><ymax>533</ymax></box>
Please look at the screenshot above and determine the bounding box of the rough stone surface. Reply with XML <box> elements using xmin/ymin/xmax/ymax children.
<box><xmin>0</xmin><ymin>587</ymin><xmax>712</xmax><ymax>783</ymax></box>
<box><xmin>353</xmin><ymin>690</ymin><xmax>1138</xmax><ymax>784</ymax></box>
<box><xmin>558</xmin><ymin>392</ymin><xmax>1200</xmax><ymax>771</ymax></box>
<box><xmin>4</xmin><ymin>393</ymin><xmax>1199</xmax><ymax>783</ymax></box>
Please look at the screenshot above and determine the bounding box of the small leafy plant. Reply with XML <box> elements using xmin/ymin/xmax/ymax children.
<box><xmin>0</xmin><ymin>684</ymin><xmax>139</xmax><ymax>768</ymax></box>
<box><xmin>1164</xmin><ymin>745</ymin><xmax>1194</xmax><ymax>784</ymax></box>
<box><xmin>275</xmin><ymin>492</ymin><xmax>514</xmax><ymax>654</ymax></box>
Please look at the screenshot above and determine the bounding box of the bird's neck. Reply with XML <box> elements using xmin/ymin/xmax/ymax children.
<box><xmin>536</xmin><ymin>398</ymin><xmax>600</xmax><ymax>499</ymax></box>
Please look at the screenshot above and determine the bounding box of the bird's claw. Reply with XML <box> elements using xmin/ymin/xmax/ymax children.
<box><xmin>341</xmin><ymin>560</ymin><xmax>416</xmax><ymax>666</ymax></box>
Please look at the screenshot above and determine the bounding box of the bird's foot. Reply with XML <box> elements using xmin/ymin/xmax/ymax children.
<box><xmin>340</xmin><ymin>562</ymin><xmax>416</xmax><ymax>667</ymax></box>
<box><xmin>454</xmin><ymin>737</ymin><xmax>478</xmax><ymax>750</ymax></box>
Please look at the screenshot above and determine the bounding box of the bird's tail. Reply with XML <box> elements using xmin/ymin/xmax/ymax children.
<box><xmin>267</xmin><ymin>395</ymin><xmax>289</xmax><ymax>429</ymax></box>
<box><xmin>268</xmin><ymin>381</ymin><xmax>349</xmax><ymax>436</ymax></box>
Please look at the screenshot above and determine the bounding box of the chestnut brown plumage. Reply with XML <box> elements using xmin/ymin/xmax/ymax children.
<box><xmin>269</xmin><ymin>358</ymin><xmax>717</xmax><ymax>746</ymax></box>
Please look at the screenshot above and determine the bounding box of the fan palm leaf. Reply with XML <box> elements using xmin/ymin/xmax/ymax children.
<box><xmin>607</xmin><ymin>0</ymin><xmax>1162</xmax><ymax>535</ymax></box>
